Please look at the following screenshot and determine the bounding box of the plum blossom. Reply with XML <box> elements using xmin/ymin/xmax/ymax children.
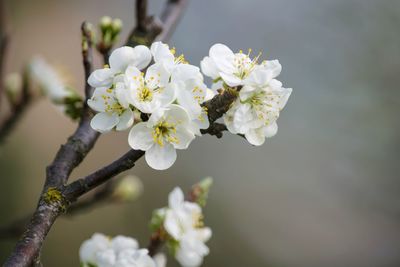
<box><xmin>164</xmin><ymin>187</ymin><xmax>212</xmax><ymax>267</ymax></box>
<box><xmin>200</xmin><ymin>43</ymin><xmax>263</xmax><ymax>87</ymax></box>
<box><xmin>128</xmin><ymin>105</ymin><xmax>195</xmax><ymax>170</ymax></box>
<box><xmin>79</xmin><ymin>233</ymin><xmax>158</xmax><ymax>267</ymax></box>
<box><xmin>223</xmin><ymin>61</ymin><xmax>292</xmax><ymax>145</ymax></box>
<box><xmin>123</xmin><ymin>63</ymin><xmax>175</xmax><ymax>114</ymax></box>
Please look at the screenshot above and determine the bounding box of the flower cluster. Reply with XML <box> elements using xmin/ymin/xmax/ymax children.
<box><xmin>87</xmin><ymin>42</ymin><xmax>292</xmax><ymax>168</ymax></box>
<box><xmin>201</xmin><ymin>44</ymin><xmax>292</xmax><ymax>145</ymax></box>
<box><xmin>79</xmin><ymin>233</ymin><xmax>165</xmax><ymax>267</ymax></box>
<box><xmin>88</xmin><ymin>42</ymin><xmax>211</xmax><ymax>170</ymax></box>
<box><xmin>152</xmin><ymin>187</ymin><xmax>212</xmax><ymax>267</ymax></box>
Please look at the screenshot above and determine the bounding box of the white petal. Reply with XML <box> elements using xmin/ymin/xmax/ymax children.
<box><xmin>209</xmin><ymin>43</ymin><xmax>235</xmax><ymax>73</ymax></box>
<box><xmin>145</xmin><ymin>143</ymin><xmax>177</xmax><ymax>170</ymax></box>
<box><xmin>128</xmin><ymin>122</ymin><xmax>154</xmax><ymax>150</ymax></box>
<box><xmin>88</xmin><ymin>68</ymin><xmax>114</xmax><ymax>88</ymax></box>
<box><xmin>164</xmin><ymin>210</ymin><xmax>182</xmax><ymax>240</ymax></box>
<box><xmin>220</xmin><ymin>71</ymin><xmax>242</xmax><ymax>87</ymax></box>
<box><xmin>90</xmin><ymin>112</ymin><xmax>119</xmax><ymax>133</ymax></box>
<box><xmin>264</xmin><ymin>122</ymin><xmax>278</xmax><ymax>138</ymax></box>
<box><xmin>172</xmin><ymin>64</ymin><xmax>202</xmax><ymax>83</ymax></box>
<box><xmin>116</xmin><ymin>109</ymin><xmax>134</xmax><ymax>131</ymax></box>
<box><xmin>109</xmin><ymin>45</ymin><xmax>151</xmax><ymax>72</ymax></box>
<box><xmin>132</xmin><ymin>45</ymin><xmax>152</xmax><ymax>70</ymax></box>
<box><xmin>176</xmin><ymin>85</ymin><xmax>202</xmax><ymax>118</ymax></box>
<box><xmin>151</xmin><ymin>41</ymin><xmax>174</xmax><ymax>64</ymax></box>
<box><xmin>111</xmin><ymin>235</ymin><xmax>138</xmax><ymax>253</ymax></box>
<box><xmin>153</xmin><ymin>253</ymin><xmax>167</xmax><ymax>267</ymax></box>
<box><xmin>110</xmin><ymin>46</ymin><xmax>135</xmax><ymax>72</ymax></box>
<box><xmin>264</xmin><ymin>59</ymin><xmax>282</xmax><ymax>78</ymax></box>
<box><xmin>200</xmin><ymin>56</ymin><xmax>219</xmax><ymax>79</ymax></box>
<box><xmin>87</xmin><ymin>87</ymin><xmax>110</xmax><ymax>112</ymax></box>
<box><xmin>169</xmin><ymin>187</ymin><xmax>184</xmax><ymax>209</ymax></box>
<box><xmin>145</xmin><ymin>63</ymin><xmax>169</xmax><ymax>88</ymax></box>
<box><xmin>245</xmin><ymin>127</ymin><xmax>266</xmax><ymax>146</ymax></box>
<box><xmin>164</xmin><ymin>104</ymin><xmax>191</xmax><ymax>126</ymax></box>
<box><xmin>95</xmin><ymin>249</ymin><xmax>116</xmax><ymax>267</ymax></box>
<box><xmin>173</xmin><ymin>127</ymin><xmax>195</xmax><ymax>149</ymax></box>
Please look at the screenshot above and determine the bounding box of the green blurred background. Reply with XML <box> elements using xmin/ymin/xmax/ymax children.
<box><xmin>1</xmin><ymin>0</ymin><xmax>400</xmax><ymax>266</ymax></box>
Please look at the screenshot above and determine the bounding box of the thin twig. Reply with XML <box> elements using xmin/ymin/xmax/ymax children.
<box><xmin>0</xmin><ymin>0</ymin><xmax>7</xmax><ymax>108</ymax></box>
<box><xmin>0</xmin><ymin>69</ymin><xmax>32</xmax><ymax>144</ymax></box>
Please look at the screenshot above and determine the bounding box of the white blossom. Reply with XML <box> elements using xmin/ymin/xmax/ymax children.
<box><xmin>163</xmin><ymin>188</ymin><xmax>212</xmax><ymax>267</ymax></box>
<box><xmin>223</xmin><ymin>61</ymin><xmax>292</xmax><ymax>145</ymax></box>
<box><xmin>128</xmin><ymin>105</ymin><xmax>195</xmax><ymax>170</ymax></box>
<box><xmin>200</xmin><ymin>43</ymin><xmax>262</xmax><ymax>87</ymax></box>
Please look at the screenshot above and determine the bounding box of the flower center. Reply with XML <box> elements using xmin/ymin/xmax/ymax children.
<box><xmin>152</xmin><ymin>120</ymin><xmax>179</xmax><ymax>147</ymax></box>
<box><xmin>234</xmin><ymin>49</ymin><xmax>261</xmax><ymax>79</ymax></box>
<box><xmin>102</xmin><ymin>92</ymin><xmax>124</xmax><ymax>115</ymax></box>
<box><xmin>138</xmin><ymin>86</ymin><xmax>153</xmax><ymax>102</ymax></box>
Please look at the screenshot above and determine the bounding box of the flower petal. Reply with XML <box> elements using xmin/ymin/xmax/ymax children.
<box><xmin>209</xmin><ymin>43</ymin><xmax>235</xmax><ymax>73</ymax></box>
<box><xmin>245</xmin><ymin>127</ymin><xmax>266</xmax><ymax>146</ymax></box>
<box><xmin>90</xmin><ymin>112</ymin><xmax>119</xmax><ymax>133</ymax></box>
<box><xmin>132</xmin><ymin>45</ymin><xmax>152</xmax><ymax>70</ymax></box>
<box><xmin>116</xmin><ymin>109</ymin><xmax>134</xmax><ymax>131</ymax></box>
<box><xmin>264</xmin><ymin>122</ymin><xmax>278</xmax><ymax>138</ymax></box>
<box><xmin>151</xmin><ymin>41</ymin><xmax>174</xmax><ymax>64</ymax></box>
<box><xmin>128</xmin><ymin>122</ymin><xmax>154</xmax><ymax>150</ymax></box>
<box><xmin>200</xmin><ymin>56</ymin><xmax>219</xmax><ymax>79</ymax></box>
<box><xmin>88</xmin><ymin>68</ymin><xmax>114</xmax><ymax>88</ymax></box>
<box><xmin>145</xmin><ymin>143</ymin><xmax>177</xmax><ymax>170</ymax></box>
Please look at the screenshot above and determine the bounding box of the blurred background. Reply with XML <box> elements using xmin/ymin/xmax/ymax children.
<box><xmin>1</xmin><ymin>0</ymin><xmax>400</xmax><ymax>266</ymax></box>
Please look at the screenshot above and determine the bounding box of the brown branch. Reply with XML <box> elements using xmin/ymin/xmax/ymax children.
<box><xmin>126</xmin><ymin>0</ymin><xmax>187</xmax><ymax>47</ymax></box>
<box><xmin>3</xmin><ymin>21</ymin><xmax>99</xmax><ymax>267</ymax></box>
<box><xmin>155</xmin><ymin>0</ymin><xmax>188</xmax><ymax>42</ymax></box>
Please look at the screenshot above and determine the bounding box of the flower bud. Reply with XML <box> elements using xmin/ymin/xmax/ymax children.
<box><xmin>99</xmin><ymin>16</ymin><xmax>112</xmax><ymax>32</ymax></box>
<box><xmin>112</xmin><ymin>175</ymin><xmax>143</xmax><ymax>202</ymax></box>
<box><xmin>112</xmin><ymin>18</ymin><xmax>123</xmax><ymax>34</ymax></box>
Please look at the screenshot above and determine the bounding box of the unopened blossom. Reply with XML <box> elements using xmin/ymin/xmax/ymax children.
<box><xmin>30</xmin><ymin>56</ymin><xmax>74</xmax><ymax>102</ymax></box>
<box><xmin>200</xmin><ymin>43</ymin><xmax>263</xmax><ymax>87</ymax></box>
<box><xmin>128</xmin><ymin>105</ymin><xmax>195</xmax><ymax>170</ymax></box>
<box><xmin>164</xmin><ymin>187</ymin><xmax>212</xmax><ymax>267</ymax></box>
<box><xmin>223</xmin><ymin>62</ymin><xmax>292</xmax><ymax>145</ymax></box>
<box><xmin>88</xmin><ymin>86</ymin><xmax>134</xmax><ymax>132</ymax></box>
<box><xmin>88</xmin><ymin>45</ymin><xmax>151</xmax><ymax>88</ymax></box>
